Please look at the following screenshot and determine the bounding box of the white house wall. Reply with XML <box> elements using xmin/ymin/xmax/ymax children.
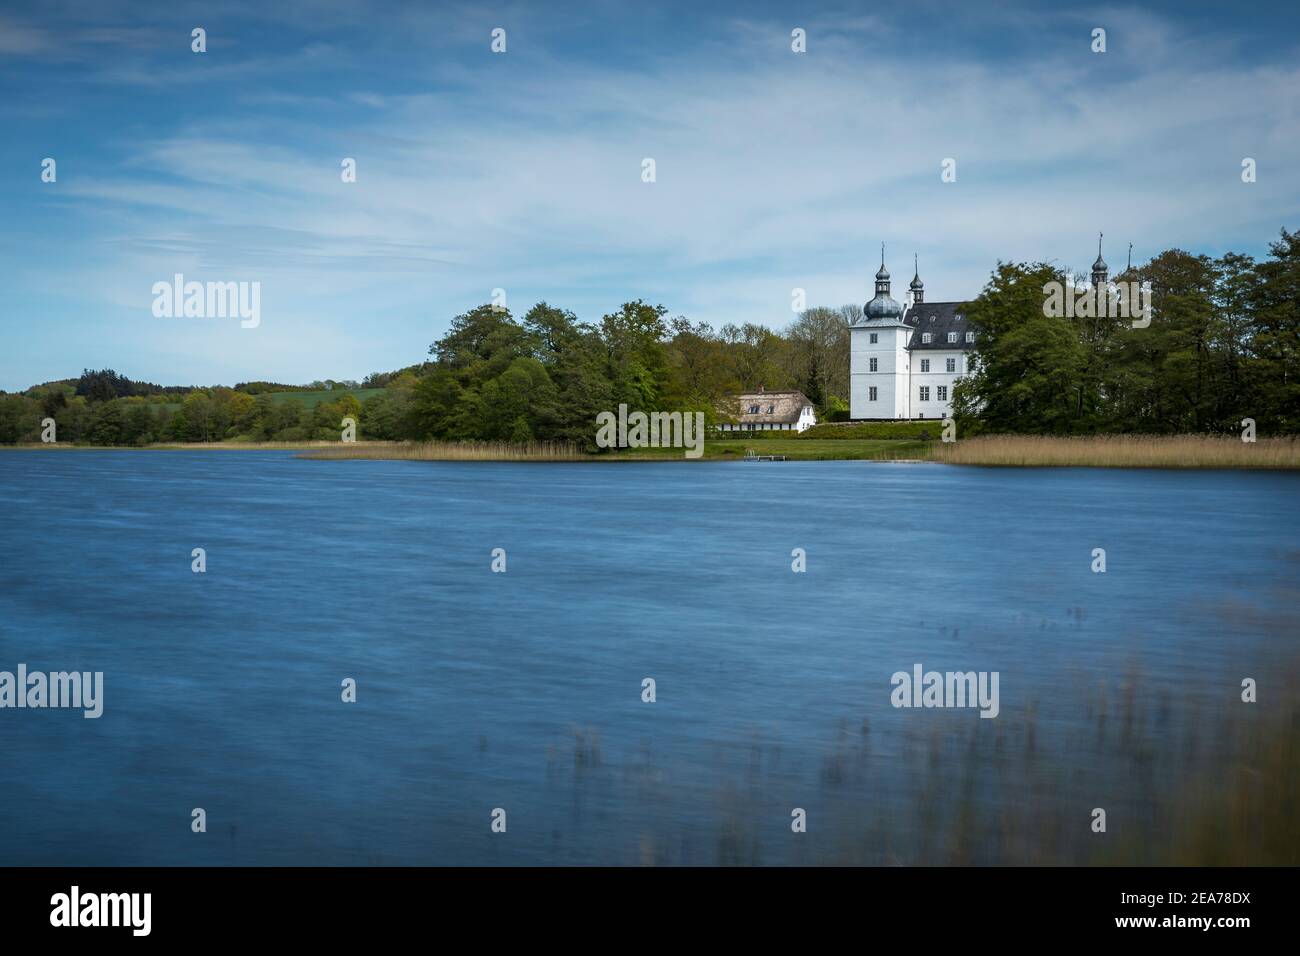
<box><xmin>911</xmin><ymin>350</ymin><xmax>965</xmax><ymax>420</ymax></box>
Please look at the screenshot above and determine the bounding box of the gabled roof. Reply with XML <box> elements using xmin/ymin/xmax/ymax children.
<box><xmin>902</xmin><ymin>301</ymin><xmax>974</xmax><ymax>350</ymax></box>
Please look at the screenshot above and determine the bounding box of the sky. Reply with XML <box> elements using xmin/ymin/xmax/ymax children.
<box><xmin>1</xmin><ymin>0</ymin><xmax>1297</xmax><ymax>391</ymax></box>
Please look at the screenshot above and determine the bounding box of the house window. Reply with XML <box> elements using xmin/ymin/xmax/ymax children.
<box><xmin>947</xmin><ymin>332</ymin><xmax>958</xmax><ymax>343</ymax></box>
<box><xmin>966</xmin><ymin>331</ymin><xmax>975</xmax><ymax>343</ymax></box>
<box><xmin>920</xmin><ymin>359</ymin><xmax>930</xmax><ymax>372</ymax></box>
<box><xmin>766</xmin><ymin>405</ymin><xmax>775</xmax><ymax>414</ymax></box>
<box><xmin>946</xmin><ymin>358</ymin><xmax>956</xmax><ymax>372</ymax></box>
<box><xmin>937</xmin><ymin>385</ymin><xmax>948</xmax><ymax>401</ymax></box>
<box><xmin>869</xmin><ymin>357</ymin><xmax>878</xmax><ymax>372</ymax></box>
<box><xmin>919</xmin><ymin>386</ymin><xmax>930</xmax><ymax>401</ymax></box>
<box><xmin>869</xmin><ymin>386</ymin><xmax>878</xmax><ymax>401</ymax></box>
<box><xmin>748</xmin><ymin>405</ymin><xmax>759</xmax><ymax>414</ymax></box>
<box><xmin>921</xmin><ymin>333</ymin><xmax>932</xmax><ymax>344</ymax></box>
<box><xmin>869</xmin><ymin>333</ymin><xmax>878</xmax><ymax>343</ymax></box>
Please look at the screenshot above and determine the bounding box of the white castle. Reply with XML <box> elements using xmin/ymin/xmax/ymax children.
<box><xmin>849</xmin><ymin>248</ymin><xmax>974</xmax><ymax>421</ymax></box>
<box><xmin>849</xmin><ymin>242</ymin><xmax>1112</xmax><ymax>420</ymax></box>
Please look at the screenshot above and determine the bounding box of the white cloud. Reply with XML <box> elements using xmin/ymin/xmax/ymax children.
<box><xmin>11</xmin><ymin>3</ymin><xmax>1299</xmax><ymax>388</ymax></box>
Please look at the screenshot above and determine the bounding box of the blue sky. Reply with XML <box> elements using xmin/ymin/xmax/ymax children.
<box><xmin>1</xmin><ymin>0</ymin><xmax>1297</xmax><ymax>391</ymax></box>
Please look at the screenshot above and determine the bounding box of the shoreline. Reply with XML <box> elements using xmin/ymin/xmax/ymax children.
<box><xmin>2</xmin><ymin>435</ymin><xmax>1299</xmax><ymax>469</ymax></box>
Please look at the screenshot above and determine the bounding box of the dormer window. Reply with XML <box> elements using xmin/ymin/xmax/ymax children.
<box><xmin>947</xmin><ymin>332</ymin><xmax>958</xmax><ymax>343</ymax></box>
<box><xmin>921</xmin><ymin>333</ymin><xmax>932</xmax><ymax>343</ymax></box>
<box><xmin>929</xmin><ymin>315</ymin><xmax>937</xmax><ymax>323</ymax></box>
<box><xmin>965</xmin><ymin>331</ymin><xmax>975</xmax><ymax>343</ymax></box>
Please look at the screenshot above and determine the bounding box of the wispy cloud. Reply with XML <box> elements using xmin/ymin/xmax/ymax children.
<box><xmin>2</xmin><ymin>0</ymin><xmax>1297</xmax><ymax>389</ymax></box>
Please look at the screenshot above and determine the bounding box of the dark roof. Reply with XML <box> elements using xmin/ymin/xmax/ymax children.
<box><xmin>902</xmin><ymin>301</ymin><xmax>974</xmax><ymax>350</ymax></box>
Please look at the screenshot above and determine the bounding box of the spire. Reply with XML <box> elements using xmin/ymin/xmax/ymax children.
<box><xmin>1126</xmin><ymin>242</ymin><xmax>1132</xmax><ymax>272</ymax></box>
<box><xmin>875</xmin><ymin>242</ymin><xmax>889</xmax><ymax>280</ymax></box>
<box><xmin>1091</xmin><ymin>232</ymin><xmax>1108</xmax><ymax>286</ymax></box>
<box><xmin>909</xmin><ymin>252</ymin><xmax>924</xmax><ymax>304</ymax></box>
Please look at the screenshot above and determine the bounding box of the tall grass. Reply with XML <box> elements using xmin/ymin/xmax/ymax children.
<box><xmin>933</xmin><ymin>434</ymin><xmax>1300</xmax><ymax>469</ymax></box>
<box><xmin>541</xmin><ymin>663</ymin><xmax>1300</xmax><ymax>865</ymax></box>
<box><xmin>302</xmin><ymin>440</ymin><xmax>586</xmax><ymax>461</ymax></box>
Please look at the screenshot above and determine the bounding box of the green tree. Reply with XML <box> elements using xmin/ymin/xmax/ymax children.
<box><xmin>953</xmin><ymin>262</ymin><xmax>1088</xmax><ymax>433</ymax></box>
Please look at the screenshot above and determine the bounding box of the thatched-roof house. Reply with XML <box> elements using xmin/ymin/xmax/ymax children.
<box><xmin>717</xmin><ymin>389</ymin><xmax>817</xmax><ymax>433</ymax></box>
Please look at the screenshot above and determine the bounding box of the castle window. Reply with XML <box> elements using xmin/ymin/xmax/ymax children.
<box><xmin>920</xmin><ymin>359</ymin><xmax>930</xmax><ymax>372</ymax></box>
<box><xmin>766</xmin><ymin>405</ymin><xmax>774</xmax><ymax>414</ymax></box>
<box><xmin>937</xmin><ymin>385</ymin><xmax>948</xmax><ymax>401</ymax></box>
<box><xmin>919</xmin><ymin>386</ymin><xmax>930</xmax><ymax>401</ymax></box>
<box><xmin>921</xmin><ymin>333</ymin><xmax>932</xmax><ymax>344</ymax></box>
<box><xmin>869</xmin><ymin>333</ymin><xmax>878</xmax><ymax>343</ymax></box>
<box><xmin>748</xmin><ymin>405</ymin><xmax>760</xmax><ymax>414</ymax></box>
<box><xmin>947</xmin><ymin>332</ymin><xmax>958</xmax><ymax>343</ymax></box>
<box><xmin>946</xmin><ymin>358</ymin><xmax>956</xmax><ymax>373</ymax></box>
<box><xmin>966</xmin><ymin>331</ymin><xmax>975</xmax><ymax>343</ymax></box>
<box><xmin>869</xmin><ymin>358</ymin><xmax>878</xmax><ymax>372</ymax></box>
<box><xmin>869</xmin><ymin>387</ymin><xmax>878</xmax><ymax>401</ymax></box>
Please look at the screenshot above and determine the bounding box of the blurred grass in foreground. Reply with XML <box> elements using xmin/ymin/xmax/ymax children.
<box><xmin>541</xmin><ymin>663</ymin><xmax>1299</xmax><ymax>866</ymax></box>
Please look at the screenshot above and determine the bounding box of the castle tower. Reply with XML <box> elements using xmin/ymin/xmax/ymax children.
<box><xmin>850</xmin><ymin>245</ymin><xmax>911</xmax><ymax>420</ymax></box>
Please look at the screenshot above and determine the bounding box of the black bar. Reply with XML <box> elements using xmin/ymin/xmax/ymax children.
<box><xmin>0</xmin><ymin>865</ymin><xmax>1282</xmax><ymax>942</ymax></box>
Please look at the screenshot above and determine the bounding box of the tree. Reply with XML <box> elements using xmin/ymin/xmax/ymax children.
<box><xmin>953</xmin><ymin>262</ymin><xmax>1088</xmax><ymax>433</ymax></box>
<box><xmin>1251</xmin><ymin>228</ymin><xmax>1300</xmax><ymax>432</ymax></box>
<box><xmin>784</xmin><ymin>307</ymin><xmax>849</xmax><ymax>407</ymax></box>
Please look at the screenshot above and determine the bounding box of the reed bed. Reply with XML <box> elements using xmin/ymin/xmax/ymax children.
<box><xmin>301</xmin><ymin>440</ymin><xmax>587</xmax><ymax>461</ymax></box>
<box><xmin>932</xmin><ymin>434</ymin><xmax>1300</xmax><ymax>469</ymax></box>
<box><xmin>153</xmin><ymin>440</ymin><xmax>394</xmax><ymax>451</ymax></box>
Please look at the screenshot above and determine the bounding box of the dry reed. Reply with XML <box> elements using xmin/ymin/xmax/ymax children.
<box><xmin>300</xmin><ymin>440</ymin><xmax>586</xmax><ymax>461</ymax></box>
<box><xmin>932</xmin><ymin>434</ymin><xmax>1300</xmax><ymax>469</ymax></box>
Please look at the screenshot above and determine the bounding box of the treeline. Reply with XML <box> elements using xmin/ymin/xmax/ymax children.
<box><xmin>0</xmin><ymin>307</ymin><xmax>845</xmax><ymax>446</ymax></box>
<box><xmin>3</xmin><ymin>228</ymin><xmax>1295</xmax><ymax>445</ymax></box>
<box><xmin>74</xmin><ymin>369</ymin><xmax>192</xmax><ymax>401</ymax></box>
<box><xmin>0</xmin><ymin>385</ymin><xmax>366</xmax><ymax>445</ymax></box>
<box><xmin>955</xmin><ymin>229</ymin><xmax>1300</xmax><ymax>435</ymax></box>
<box><xmin>366</xmin><ymin>301</ymin><xmax>851</xmax><ymax>446</ymax></box>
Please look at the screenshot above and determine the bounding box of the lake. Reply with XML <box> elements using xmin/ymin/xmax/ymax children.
<box><xmin>1</xmin><ymin>451</ymin><xmax>1296</xmax><ymax>865</ymax></box>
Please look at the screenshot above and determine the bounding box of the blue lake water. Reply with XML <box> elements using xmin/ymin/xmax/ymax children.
<box><xmin>0</xmin><ymin>451</ymin><xmax>1296</xmax><ymax>865</ymax></box>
